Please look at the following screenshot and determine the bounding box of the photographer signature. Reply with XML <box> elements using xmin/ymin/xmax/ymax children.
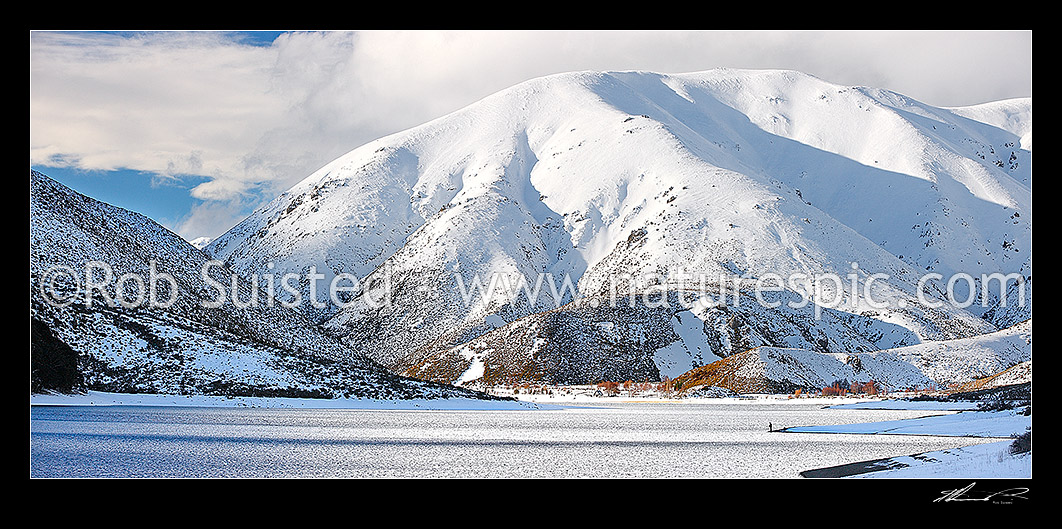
<box><xmin>934</xmin><ymin>482</ymin><xmax>1029</xmax><ymax>503</ymax></box>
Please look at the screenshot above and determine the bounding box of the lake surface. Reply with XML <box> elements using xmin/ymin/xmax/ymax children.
<box><xmin>29</xmin><ymin>401</ymin><xmax>996</xmax><ymax>478</ymax></box>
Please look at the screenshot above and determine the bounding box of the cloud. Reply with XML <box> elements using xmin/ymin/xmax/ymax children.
<box><xmin>30</xmin><ymin>30</ymin><xmax>1032</xmax><ymax>240</ymax></box>
<box><xmin>32</xmin><ymin>33</ymin><xmax>278</xmax><ymax>163</ymax></box>
<box><xmin>189</xmin><ymin>177</ymin><xmax>253</xmax><ymax>202</ymax></box>
<box><xmin>754</xmin><ymin>30</ymin><xmax>1033</xmax><ymax>107</ymax></box>
<box><xmin>172</xmin><ymin>198</ymin><xmax>256</xmax><ymax>243</ymax></box>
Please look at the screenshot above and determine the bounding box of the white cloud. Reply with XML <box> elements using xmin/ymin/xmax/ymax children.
<box><xmin>30</xmin><ymin>30</ymin><xmax>1032</xmax><ymax>239</ymax></box>
<box><xmin>172</xmin><ymin>198</ymin><xmax>255</xmax><ymax>243</ymax></box>
<box><xmin>189</xmin><ymin>177</ymin><xmax>253</xmax><ymax>202</ymax></box>
<box><xmin>31</xmin><ymin>32</ymin><xmax>282</xmax><ymax>173</ymax></box>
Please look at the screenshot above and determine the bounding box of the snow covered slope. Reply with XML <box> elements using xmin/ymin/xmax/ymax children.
<box><xmin>953</xmin><ymin>360</ymin><xmax>1032</xmax><ymax>392</ymax></box>
<box><xmin>30</xmin><ymin>170</ymin><xmax>497</xmax><ymax>400</ymax></box>
<box><xmin>206</xmin><ymin>69</ymin><xmax>1032</xmax><ymax>382</ymax></box>
<box><xmin>672</xmin><ymin>319</ymin><xmax>1031</xmax><ymax>394</ymax></box>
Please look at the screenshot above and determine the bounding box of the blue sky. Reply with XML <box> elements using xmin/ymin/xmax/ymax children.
<box><xmin>30</xmin><ymin>30</ymin><xmax>1033</xmax><ymax>244</ymax></box>
<box><xmin>30</xmin><ymin>167</ymin><xmax>216</xmax><ymax>238</ymax></box>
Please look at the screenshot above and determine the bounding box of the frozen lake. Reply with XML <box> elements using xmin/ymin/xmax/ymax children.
<box><xmin>29</xmin><ymin>401</ymin><xmax>997</xmax><ymax>478</ymax></box>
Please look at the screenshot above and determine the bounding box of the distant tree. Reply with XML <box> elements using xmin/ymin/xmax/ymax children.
<box><xmin>821</xmin><ymin>380</ymin><xmax>849</xmax><ymax>397</ymax></box>
<box><xmin>656</xmin><ymin>376</ymin><xmax>674</xmax><ymax>397</ymax></box>
<box><xmin>849</xmin><ymin>380</ymin><xmax>880</xmax><ymax>395</ymax></box>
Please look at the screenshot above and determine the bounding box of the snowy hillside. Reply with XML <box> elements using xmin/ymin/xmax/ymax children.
<box><xmin>864</xmin><ymin>318</ymin><xmax>1032</xmax><ymax>389</ymax></box>
<box><xmin>29</xmin><ymin>170</ymin><xmax>499</xmax><ymax>401</ymax></box>
<box><xmin>953</xmin><ymin>359</ymin><xmax>1032</xmax><ymax>392</ymax></box>
<box><xmin>672</xmin><ymin>319</ymin><xmax>1031</xmax><ymax>394</ymax></box>
<box><xmin>206</xmin><ymin>69</ymin><xmax>1032</xmax><ymax>384</ymax></box>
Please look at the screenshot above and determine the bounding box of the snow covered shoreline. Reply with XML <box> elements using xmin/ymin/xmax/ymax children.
<box><xmin>28</xmin><ymin>390</ymin><xmax>558</xmax><ymax>410</ymax></box>
<box><xmin>28</xmin><ymin>389</ymin><xmax>890</xmax><ymax>410</ymax></box>
<box><xmin>787</xmin><ymin>400</ymin><xmax>1031</xmax><ymax>478</ymax></box>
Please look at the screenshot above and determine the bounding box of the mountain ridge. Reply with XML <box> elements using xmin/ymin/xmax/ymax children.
<box><xmin>30</xmin><ymin>170</ymin><xmax>501</xmax><ymax>400</ymax></box>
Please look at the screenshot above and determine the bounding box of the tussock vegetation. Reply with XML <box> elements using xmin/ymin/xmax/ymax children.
<box><xmin>948</xmin><ymin>361</ymin><xmax>1031</xmax><ymax>394</ymax></box>
<box><xmin>670</xmin><ymin>350</ymin><xmax>779</xmax><ymax>394</ymax></box>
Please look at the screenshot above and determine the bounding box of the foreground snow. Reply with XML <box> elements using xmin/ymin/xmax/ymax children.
<box><xmin>788</xmin><ymin>401</ymin><xmax>1031</xmax><ymax>478</ymax></box>
<box><xmin>849</xmin><ymin>440</ymin><xmax>1031</xmax><ymax>479</ymax></box>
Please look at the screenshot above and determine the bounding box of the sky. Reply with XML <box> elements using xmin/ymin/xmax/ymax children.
<box><xmin>29</xmin><ymin>30</ymin><xmax>1033</xmax><ymax>244</ymax></box>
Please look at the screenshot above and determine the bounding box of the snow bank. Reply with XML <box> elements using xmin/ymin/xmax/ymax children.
<box><xmin>852</xmin><ymin>440</ymin><xmax>1031</xmax><ymax>479</ymax></box>
<box><xmin>789</xmin><ymin>394</ymin><xmax>1032</xmax><ymax>478</ymax></box>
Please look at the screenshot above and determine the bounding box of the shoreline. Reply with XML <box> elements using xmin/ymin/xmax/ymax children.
<box><xmin>29</xmin><ymin>388</ymin><xmax>885</xmax><ymax>410</ymax></box>
<box><xmin>783</xmin><ymin>401</ymin><xmax>1031</xmax><ymax>479</ymax></box>
<box><xmin>30</xmin><ymin>389</ymin><xmax>1031</xmax><ymax>479</ymax></box>
<box><xmin>797</xmin><ymin>439</ymin><xmax>1030</xmax><ymax>479</ymax></box>
<box><xmin>28</xmin><ymin>390</ymin><xmax>562</xmax><ymax>411</ymax></box>
<box><xmin>798</xmin><ymin>456</ymin><xmax>908</xmax><ymax>478</ymax></box>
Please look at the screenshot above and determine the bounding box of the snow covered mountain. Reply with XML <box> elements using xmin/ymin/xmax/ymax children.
<box><xmin>206</xmin><ymin>68</ymin><xmax>1032</xmax><ymax>385</ymax></box>
<box><xmin>29</xmin><ymin>170</ymin><xmax>497</xmax><ymax>400</ymax></box>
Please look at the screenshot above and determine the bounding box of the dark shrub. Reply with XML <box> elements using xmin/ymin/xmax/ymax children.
<box><xmin>1009</xmin><ymin>430</ymin><xmax>1031</xmax><ymax>455</ymax></box>
<box><xmin>31</xmin><ymin>317</ymin><xmax>84</xmax><ymax>394</ymax></box>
